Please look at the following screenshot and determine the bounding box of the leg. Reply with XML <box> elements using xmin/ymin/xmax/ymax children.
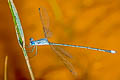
<box><xmin>30</xmin><ymin>46</ymin><xmax>38</xmax><ymax>58</ymax></box>
<box><xmin>26</xmin><ymin>45</ymin><xmax>33</xmax><ymax>48</ymax></box>
<box><xmin>26</xmin><ymin>46</ymin><xmax>35</xmax><ymax>53</ymax></box>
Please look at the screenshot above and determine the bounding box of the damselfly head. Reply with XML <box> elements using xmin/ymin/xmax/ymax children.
<box><xmin>29</xmin><ymin>38</ymin><xmax>34</xmax><ymax>42</ymax></box>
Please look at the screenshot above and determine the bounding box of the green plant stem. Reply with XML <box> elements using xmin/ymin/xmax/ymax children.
<box><xmin>22</xmin><ymin>48</ymin><xmax>35</xmax><ymax>80</ymax></box>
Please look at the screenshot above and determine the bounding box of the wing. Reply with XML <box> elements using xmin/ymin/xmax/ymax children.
<box><xmin>38</xmin><ymin>7</ymin><xmax>72</xmax><ymax>58</ymax></box>
<box><xmin>54</xmin><ymin>46</ymin><xmax>72</xmax><ymax>58</ymax></box>
<box><xmin>50</xmin><ymin>45</ymin><xmax>77</xmax><ymax>75</ymax></box>
<box><xmin>38</xmin><ymin>7</ymin><xmax>52</xmax><ymax>38</ymax></box>
<box><xmin>38</xmin><ymin>7</ymin><xmax>76</xmax><ymax>74</ymax></box>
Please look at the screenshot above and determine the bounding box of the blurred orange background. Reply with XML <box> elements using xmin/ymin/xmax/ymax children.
<box><xmin>0</xmin><ymin>0</ymin><xmax>119</xmax><ymax>80</ymax></box>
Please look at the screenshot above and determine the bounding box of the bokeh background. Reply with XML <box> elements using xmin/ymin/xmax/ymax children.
<box><xmin>0</xmin><ymin>0</ymin><xmax>119</xmax><ymax>80</ymax></box>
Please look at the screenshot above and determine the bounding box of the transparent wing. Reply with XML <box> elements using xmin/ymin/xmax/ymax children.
<box><xmin>38</xmin><ymin>7</ymin><xmax>75</xmax><ymax>74</ymax></box>
<box><xmin>54</xmin><ymin>46</ymin><xmax>72</xmax><ymax>58</ymax></box>
<box><xmin>38</xmin><ymin>7</ymin><xmax>73</xmax><ymax>58</ymax></box>
<box><xmin>38</xmin><ymin>7</ymin><xmax>52</xmax><ymax>38</ymax></box>
<box><xmin>50</xmin><ymin>45</ymin><xmax>77</xmax><ymax>75</ymax></box>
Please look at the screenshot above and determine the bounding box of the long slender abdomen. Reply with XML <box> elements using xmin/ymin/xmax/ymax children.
<box><xmin>49</xmin><ymin>43</ymin><xmax>116</xmax><ymax>54</ymax></box>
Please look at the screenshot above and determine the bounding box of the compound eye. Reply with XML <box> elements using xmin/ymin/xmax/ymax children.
<box><xmin>31</xmin><ymin>41</ymin><xmax>35</xmax><ymax>45</ymax></box>
<box><xmin>29</xmin><ymin>38</ymin><xmax>33</xmax><ymax>41</ymax></box>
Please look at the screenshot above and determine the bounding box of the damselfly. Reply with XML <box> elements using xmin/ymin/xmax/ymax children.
<box><xmin>27</xmin><ymin>7</ymin><xmax>116</xmax><ymax>76</ymax></box>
